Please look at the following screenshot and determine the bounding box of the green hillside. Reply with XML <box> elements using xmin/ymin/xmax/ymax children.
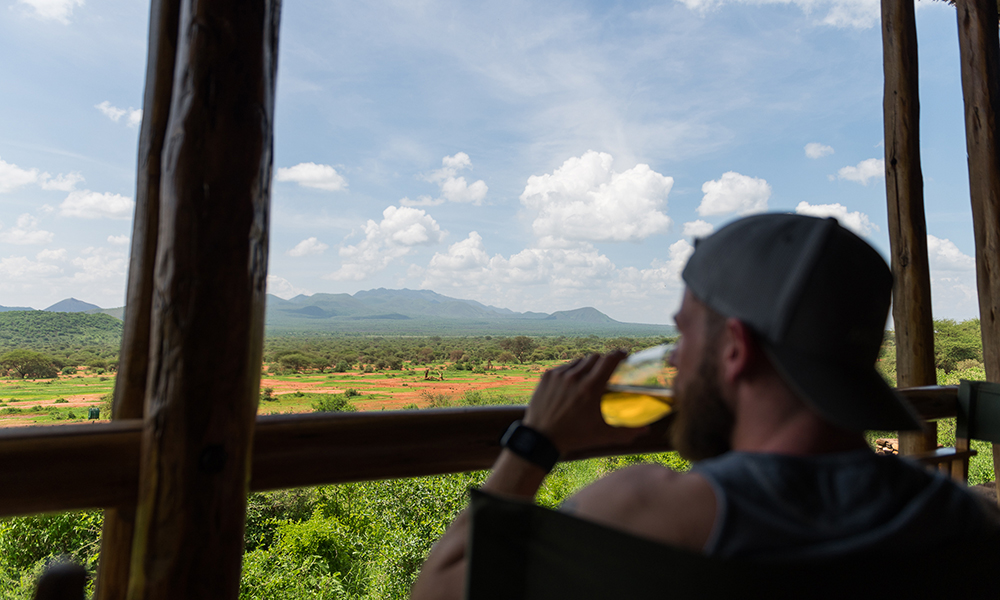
<box><xmin>0</xmin><ymin>311</ymin><xmax>123</xmax><ymax>352</ymax></box>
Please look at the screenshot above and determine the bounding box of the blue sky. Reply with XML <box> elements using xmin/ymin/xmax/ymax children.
<box><xmin>0</xmin><ymin>0</ymin><xmax>981</xmax><ymax>325</ymax></box>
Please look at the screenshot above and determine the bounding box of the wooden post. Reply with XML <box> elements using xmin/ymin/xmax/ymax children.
<box><xmin>956</xmin><ymin>0</ymin><xmax>1000</xmax><ymax>381</ymax></box>
<box><xmin>956</xmin><ymin>0</ymin><xmax>1000</xmax><ymax>491</ymax></box>
<box><xmin>95</xmin><ymin>0</ymin><xmax>179</xmax><ymax>597</ymax></box>
<box><xmin>882</xmin><ymin>0</ymin><xmax>938</xmax><ymax>453</ymax></box>
<box><xmin>124</xmin><ymin>0</ymin><xmax>280</xmax><ymax>596</ymax></box>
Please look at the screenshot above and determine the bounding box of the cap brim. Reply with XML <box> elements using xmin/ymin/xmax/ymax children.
<box><xmin>762</xmin><ymin>342</ymin><xmax>924</xmax><ymax>432</ymax></box>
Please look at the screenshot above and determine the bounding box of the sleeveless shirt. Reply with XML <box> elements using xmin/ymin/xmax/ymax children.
<box><xmin>691</xmin><ymin>450</ymin><xmax>995</xmax><ymax>559</ymax></box>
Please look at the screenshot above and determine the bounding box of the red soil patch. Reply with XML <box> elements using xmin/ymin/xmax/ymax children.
<box><xmin>260</xmin><ymin>371</ymin><xmax>541</xmax><ymax>412</ymax></box>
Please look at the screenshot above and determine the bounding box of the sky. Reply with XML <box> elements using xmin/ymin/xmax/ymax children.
<box><xmin>0</xmin><ymin>0</ymin><xmax>984</xmax><ymax>325</ymax></box>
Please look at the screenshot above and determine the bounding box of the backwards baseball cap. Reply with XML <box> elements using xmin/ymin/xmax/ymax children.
<box><xmin>681</xmin><ymin>213</ymin><xmax>923</xmax><ymax>432</ymax></box>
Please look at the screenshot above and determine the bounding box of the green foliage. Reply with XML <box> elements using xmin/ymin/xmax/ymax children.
<box><xmin>260</xmin><ymin>387</ymin><xmax>276</xmax><ymax>402</ymax></box>
<box><xmin>99</xmin><ymin>393</ymin><xmax>114</xmax><ymax>419</ymax></box>
<box><xmin>0</xmin><ymin>312</ymin><xmax>122</xmax><ymax>356</ymax></box>
<box><xmin>499</xmin><ymin>336</ymin><xmax>537</xmax><ymax>364</ymax></box>
<box><xmin>934</xmin><ymin>319</ymin><xmax>982</xmax><ymax>373</ymax></box>
<box><xmin>0</xmin><ymin>349</ymin><xmax>58</xmax><ymax>379</ymax></box>
<box><xmin>312</xmin><ymin>394</ymin><xmax>357</xmax><ymax>413</ymax></box>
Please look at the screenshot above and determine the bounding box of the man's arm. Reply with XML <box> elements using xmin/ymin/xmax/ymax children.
<box><xmin>411</xmin><ymin>352</ymin><xmax>649</xmax><ymax>600</ymax></box>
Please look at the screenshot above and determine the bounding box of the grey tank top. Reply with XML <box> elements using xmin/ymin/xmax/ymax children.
<box><xmin>691</xmin><ymin>450</ymin><xmax>993</xmax><ymax>559</ymax></box>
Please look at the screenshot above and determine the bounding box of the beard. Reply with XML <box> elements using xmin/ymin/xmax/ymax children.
<box><xmin>670</xmin><ymin>346</ymin><xmax>734</xmax><ymax>462</ymax></box>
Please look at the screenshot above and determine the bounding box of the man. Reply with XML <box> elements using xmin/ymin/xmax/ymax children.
<box><xmin>411</xmin><ymin>213</ymin><xmax>997</xmax><ymax>599</ymax></box>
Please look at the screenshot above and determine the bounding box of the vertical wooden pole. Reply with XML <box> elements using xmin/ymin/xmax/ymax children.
<box><xmin>95</xmin><ymin>1</ymin><xmax>179</xmax><ymax>597</ymax></box>
<box><xmin>956</xmin><ymin>0</ymin><xmax>1000</xmax><ymax>381</ymax></box>
<box><xmin>881</xmin><ymin>0</ymin><xmax>938</xmax><ymax>453</ymax></box>
<box><xmin>956</xmin><ymin>0</ymin><xmax>1000</xmax><ymax>489</ymax></box>
<box><xmin>125</xmin><ymin>0</ymin><xmax>280</xmax><ymax>596</ymax></box>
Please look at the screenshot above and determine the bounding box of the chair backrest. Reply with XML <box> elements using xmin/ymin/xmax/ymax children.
<box><xmin>464</xmin><ymin>489</ymin><xmax>999</xmax><ymax>599</ymax></box>
<box><xmin>958</xmin><ymin>379</ymin><xmax>1000</xmax><ymax>444</ymax></box>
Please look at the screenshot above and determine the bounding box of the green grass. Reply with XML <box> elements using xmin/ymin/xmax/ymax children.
<box><xmin>0</xmin><ymin>373</ymin><xmax>111</xmax><ymax>425</ymax></box>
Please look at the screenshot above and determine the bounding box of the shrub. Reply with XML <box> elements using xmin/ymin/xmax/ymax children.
<box><xmin>344</xmin><ymin>388</ymin><xmax>360</xmax><ymax>398</ymax></box>
<box><xmin>312</xmin><ymin>394</ymin><xmax>357</xmax><ymax>413</ymax></box>
<box><xmin>54</xmin><ymin>398</ymin><xmax>68</xmax><ymax>404</ymax></box>
<box><xmin>99</xmin><ymin>393</ymin><xmax>114</xmax><ymax>419</ymax></box>
<box><xmin>259</xmin><ymin>387</ymin><xmax>276</xmax><ymax>402</ymax></box>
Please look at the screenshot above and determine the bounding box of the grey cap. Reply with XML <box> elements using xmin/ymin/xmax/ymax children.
<box><xmin>681</xmin><ymin>213</ymin><xmax>922</xmax><ymax>432</ymax></box>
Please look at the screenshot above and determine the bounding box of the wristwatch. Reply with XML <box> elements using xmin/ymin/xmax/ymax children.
<box><xmin>499</xmin><ymin>420</ymin><xmax>560</xmax><ymax>472</ymax></box>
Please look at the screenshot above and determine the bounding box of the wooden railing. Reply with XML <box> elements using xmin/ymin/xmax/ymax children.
<box><xmin>0</xmin><ymin>385</ymin><xmax>957</xmax><ymax>519</ymax></box>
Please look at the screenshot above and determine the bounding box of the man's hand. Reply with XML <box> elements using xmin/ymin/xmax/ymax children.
<box><xmin>522</xmin><ymin>352</ymin><xmax>649</xmax><ymax>455</ymax></box>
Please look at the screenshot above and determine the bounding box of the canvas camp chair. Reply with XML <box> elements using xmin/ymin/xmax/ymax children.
<box><xmin>916</xmin><ymin>379</ymin><xmax>1000</xmax><ymax>505</ymax></box>
<box><xmin>464</xmin><ymin>488</ymin><xmax>998</xmax><ymax>599</ymax></box>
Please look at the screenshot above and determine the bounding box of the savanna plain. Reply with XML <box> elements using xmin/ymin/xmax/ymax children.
<box><xmin>0</xmin><ymin>313</ymin><xmax>993</xmax><ymax>599</ymax></box>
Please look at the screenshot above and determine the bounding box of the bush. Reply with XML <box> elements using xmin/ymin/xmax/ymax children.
<box><xmin>259</xmin><ymin>387</ymin><xmax>276</xmax><ymax>402</ymax></box>
<box><xmin>312</xmin><ymin>394</ymin><xmax>357</xmax><ymax>413</ymax></box>
<box><xmin>61</xmin><ymin>366</ymin><xmax>77</xmax><ymax>376</ymax></box>
<box><xmin>54</xmin><ymin>398</ymin><xmax>68</xmax><ymax>404</ymax></box>
<box><xmin>344</xmin><ymin>389</ymin><xmax>360</xmax><ymax>398</ymax></box>
<box><xmin>99</xmin><ymin>393</ymin><xmax>114</xmax><ymax>419</ymax></box>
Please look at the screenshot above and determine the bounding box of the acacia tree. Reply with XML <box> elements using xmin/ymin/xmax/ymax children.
<box><xmin>0</xmin><ymin>349</ymin><xmax>58</xmax><ymax>379</ymax></box>
<box><xmin>499</xmin><ymin>336</ymin><xmax>537</xmax><ymax>364</ymax></box>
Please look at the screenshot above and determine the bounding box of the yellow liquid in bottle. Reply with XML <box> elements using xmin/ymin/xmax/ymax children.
<box><xmin>600</xmin><ymin>385</ymin><xmax>674</xmax><ymax>427</ymax></box>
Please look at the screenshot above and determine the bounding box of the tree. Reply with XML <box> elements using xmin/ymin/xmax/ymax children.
<box><xmin>934</xmin><ymin>319</ymin><xmax>982</xmax><ymax>372</ymax></box>
<box><xmin>0</xmin><ymin>349</ymin><xmax>58</xmax><ymax>379</ymax></box>
<box><xmin>499</xmin><ymin>336</ymin><xmax>537</xmax><ymax>364</ymax></box>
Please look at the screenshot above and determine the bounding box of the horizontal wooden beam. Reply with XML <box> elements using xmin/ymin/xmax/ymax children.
<box><xmin>0</xmin><ymin>386</ymin><xmax>957</xmax><ymax>518</ymax></box>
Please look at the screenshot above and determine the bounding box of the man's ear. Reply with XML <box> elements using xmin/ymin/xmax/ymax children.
<box><xmin>719</xmin><ymin>317</ymin><xmax>757</xmax><ymax>384</ymax></box>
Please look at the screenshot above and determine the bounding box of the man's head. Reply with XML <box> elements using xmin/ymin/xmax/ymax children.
<box><xmin>675</xmin><ymin>213</ymin><xmax>921</xmax><ymax>435</ymax></box>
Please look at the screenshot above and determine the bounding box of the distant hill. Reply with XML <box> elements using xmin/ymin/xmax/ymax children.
<box><xmin>0</xmin><ymin>305</ymin><xmax>35</xmax><ymax>312</ymax></box>
<box><xmin>266</xmin><ymin>288</ymin><xmax>675</xmax><ymax>336</ymax></box>
<box><xmin>1</xmin><ymin>289</ymin><xmax>675</xmax><ymax>341</ymax></box>
<box><xmin>0</xmin><ymin>311</ymin><xmax>123</xmax><ymax>351</ymax></box>
<box><xmin>44</xmin><ymin>298</ymin><xmax>102</xmax><ymax>313</ymax></box>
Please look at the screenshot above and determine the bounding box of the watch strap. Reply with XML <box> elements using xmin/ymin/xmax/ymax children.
<box><xmin>500</xmin><ymin>420</ymin><xmax>560</xmax><ymax>472</ymax></box>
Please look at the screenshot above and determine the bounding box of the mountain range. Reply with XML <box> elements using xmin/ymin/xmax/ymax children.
<box><xmin>0</xmin><ymin>289</ymin><xmax>675</xmax><ymax>337</ymax></box>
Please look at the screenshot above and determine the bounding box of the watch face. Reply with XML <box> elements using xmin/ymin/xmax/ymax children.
<box><xmin>502</xmin><ymin>422</ymin><xmax>558</xmax><ymax>470</ymax></box>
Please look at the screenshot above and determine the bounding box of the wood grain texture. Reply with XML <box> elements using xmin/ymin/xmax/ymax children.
<box><xmin>882</xmin><ymin>0</ymin><xmax>938</xmax><ymax>453</ymax></box>
<box><xmin>0</xmin><ymin>387</ymin><xmax>956</xmax><ymax>519</ymax></box>
<box><xmin>124</xmin><ymin>0</ymin><xmax>280</xmax><ymax>596</ymax></box>
<box><xmin>957</xmin><ymin>0</ymin><xmax>1000</xmax><ymax>384</ymax></box>
<box><xmin>96</xmin><ymin>1</ymin><xmax>181</xmax><ymax>598</ymax></box>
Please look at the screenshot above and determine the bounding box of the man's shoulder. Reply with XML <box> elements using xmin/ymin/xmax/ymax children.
<box><xmin>562</xmin><ymin>464</ymin><xmax>716</xmax><ymax>551</ymax></box>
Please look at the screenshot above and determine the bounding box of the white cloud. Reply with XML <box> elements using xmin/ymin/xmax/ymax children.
<box><xmin>40</xmin><ymin>172</ymin><xmax>83</xmax><ymax>191</ymax></box>
<box><xmin>96</xmin><ymin>102</ymin><xmax>142</xmax><ymax>128</ymax></box>
<box><xmin>59</xmin><ymin>190</ymin><xmax>134</xmax><ymax>219</ymax></box>
<box><xmin>403</xmin><ymin>152</ymin><xmax>488</xmax><ymax>207</ymax></box>
<box><xmin>698</xmin><ymin>171</ymin><xmax>771</xmax><ymax>216</ymax></box>
<box><xmin>0</xmin><ymin>255</ymin><xmax>62</xmax><ymax>279</ymax></box>
<box><xmin>682</xmin><ymin>220</ymin><xmax>714</xmax><ymax>238</ymax></box>
<box><xmin>677</xmin><ymin>0</ymin><xmax>880</xmax><ymax>29</ymax></box>
<box><xmin>95</xmin><ymin>101</ymin><xmax>126</xmax><ymax>122</ymax></box>
<box><xmin>0</xmin><ymin>214</ymin><xmax>54</xmax><ymax>245</ymax></box>
<box><xmin>275</xmin><ymin>162</ymin><xmax>348</xmax><ymax>192</ymax></box>
<box><xmin>794</xmin><ymin>201</ymin><xmax>878</xmax><ymax>237</ymax></box>
<box><xmin>805</xmin><ymin>143</ymin><xmax>834</xmax><ymax>159</ymax></box>
<box><xmin>17</xmin><ymin>0</ymin><xmax>83</xmax><ymax>23</ymax></box>
<box><xmin>266</xmin><ymin>275</ymin><xmax>309</xmax><ymax>299</ymax></box>
<box><xmin>926</xmin><ymin>235</ymin><xmax>978</xmax><ymax>319</ymax></box>
<box><xmin>107</xmin><ymin>235</ymin><xmax>129</xmax><ymax>245</ymax></box>
<box><xmin>0</xmin><ymin>157</ymin><xmax>40</xmax><ymax>193</ymax></box>
<box><xmin>326</xmin><ymin>205</ymin><xmax>446</xmax><ymax>280</ymax></box>
<box><xmin>520</xmin><ymin>151</ymin><xmax>673</xmax><ymax>244</ymax></box>
<box><xmin>927</xmin><ymin>234</ymin><xmax>976</xmax><ymax>273</ymax></box>
<box><xmin>418</xmin><ymin>231</ymin><xmax>694</xmax><ymax>322</ymax></box>
<box><xmin>838</xmin><ymin>158</ymin><xmax>884</xmax><ymax>185</ymax></box>
<box><xmin>127</xmin><ymin>109</ymin><xmax>143</xmax><ymax>128</ymax></box>
<box><xmin>37</xmin><ymin>248</ymin><xmax>66</xmax><ymax>261</ymax></box>
<box><xmin>287</xmin><ymin>237</ymin><xmax>329</xmax><ymax>257</ymax></box>
<box><xmin>71</xmin><ymin>247</ymin><xmax>126</xmax><ymax>283</ymax></box>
